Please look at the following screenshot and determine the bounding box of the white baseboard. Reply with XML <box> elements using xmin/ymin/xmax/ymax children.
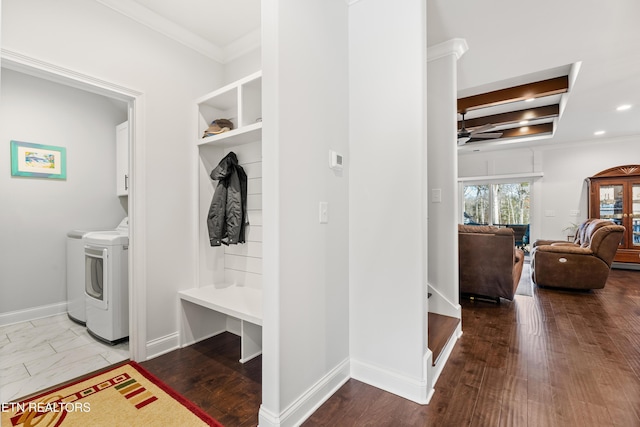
<box><xmin>350</xmin><ymin>358</ymin><xmax>430</xmax><ymax>405</ymax></box>
<box><xmin>613</xmin><ymin>262</ymin><xmax>640</xmax><ymax>271</ymax></box>
<box><xmin>0</xmin><ymin>302</ymin><xmax>67</xmax><ymax>327</ymax></box>
<box><xmin>145</xmin><ymin>332</ymin><xmax>180</xmax><ymax>360</ymax></box>
<box><xmin>258</xmin><ymin>358</ymin><xmax>350</xmax><ymax>427</ymax></box>
<box><xmin>146</xmin><ymin>326</ymin><xmax>244</xmax><ymax>361</ymax></box>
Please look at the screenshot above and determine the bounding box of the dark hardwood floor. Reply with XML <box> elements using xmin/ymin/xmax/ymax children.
<box><xmin>141</xmin><ymin>334</ymin><xmax>262</xmax><ymax>427</ymax></box>
<box><xmin>142</xmin><ymin>269</ymin><xmax>640</xmax><ymax>426</ymax></box>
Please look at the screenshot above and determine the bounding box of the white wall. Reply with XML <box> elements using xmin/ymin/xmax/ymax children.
<box><xmin>223</xmin><ymin>47</ymin><xmax>261</xmax><ymax>85</ymax></box>
<box><xmin>0</xmin><ymin>69</ymin><xmax>127</xmax><ymax>318</ymax></box>
<box><xmin>349</xmin><ymin>0</ymin><xmax>429</xmax><ymax>403</ymax></box>
<box><xmin>458</xmin><ymin>136</ymin><xmax>639</xmax><ymax>241</ymax></box>
<box><xmin>261</xmin><ymin>0</ymin><xmax>350</xmax><ymax>425</ymax></box>
<box><xmin>2</xmin><ymin>0</ymin><xmax>222</xmax><ymax>349</ymax></box>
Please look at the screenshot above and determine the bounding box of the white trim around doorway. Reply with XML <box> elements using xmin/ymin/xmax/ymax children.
<box><xmin>1</xmin><ymin>48</ymin><xmax>147</xmax><ymax>362</ymax></box>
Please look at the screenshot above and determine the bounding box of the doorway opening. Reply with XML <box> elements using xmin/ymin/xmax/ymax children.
<box><xmin>0</xmin><ymin>50</ymin><xmax>145</xmax><ymax>400</ymax></box>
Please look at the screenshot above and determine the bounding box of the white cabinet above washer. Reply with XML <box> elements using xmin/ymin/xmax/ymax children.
<box><xmin>116</xmin><ymin>121</ymin><xmax>129</xmax><ymax>196</ymax></box>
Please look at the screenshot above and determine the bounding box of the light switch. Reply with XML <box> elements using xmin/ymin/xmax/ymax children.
<box><xmin>545</xmin><ymin>210</ymin><xmax>556</xmax><ymax>217</ymax></box>
<box><xmin>432</xmin><ymin>189</ymin><xmax>442</xmax><ymax>203</ymax></box>
<box><xmin>319</xmin><ymin>202</ymin><xmax>328</xmax><ymax>224</ymax></box>
<box><xmin>569</xmin><ymin>209</ymin><xmax>580</xmax><ymax>216</ymax></box>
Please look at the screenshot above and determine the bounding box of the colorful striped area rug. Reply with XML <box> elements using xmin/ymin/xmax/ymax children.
<box><xmin>1</xmin><ymin>361</ymin><xmax>223</xmax><ymax>427</ymax></box>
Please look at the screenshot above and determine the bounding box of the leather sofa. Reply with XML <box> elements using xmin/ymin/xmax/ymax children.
<box><xmin>458</xmin><ymin>225</ymin><xmax>525</xmax><ymax>302</ymax></box>
<box><xmin>531</xmin><ymin>218</ymin><xmax>625</xmax><ymax>290</ymax></box>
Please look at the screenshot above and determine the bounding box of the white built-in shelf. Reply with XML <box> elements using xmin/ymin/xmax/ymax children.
<box><xmin>197</xmin><ymin>70</ymin><xmax>262</xmax><ymax>147</ymax></box>
<box><xmin>178</xmin><ymin>285</ymin><xmax>263</xmax><ymax>326</ymax></box>
<box><xmin>182</xmin><ymin>70</ymin><xmax>264</xmax><ymax>364</ymax></box>
<box><xmin>197</xmin><ymin>121</ymin><xmax>262</xmax><ymax>147</ymax></box>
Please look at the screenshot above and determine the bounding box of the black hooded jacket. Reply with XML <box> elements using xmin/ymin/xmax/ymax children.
<box><xmin>207</xmin><ymin>152</ymin><xmax>248</xmax><ymax>246</ymax></box>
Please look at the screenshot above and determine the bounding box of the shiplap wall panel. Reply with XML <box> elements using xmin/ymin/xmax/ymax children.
<box><xmin>225</xmin><ymin>241</ymin><xmax>263</xmax><ymax>258</ymax></box>
<box><xmin>246</xmin><ymin>225</ymin><xmax>262</xmax><ymax>242</ymax></box>
<box><xmin>225</xmin><ymin>269</ymin><xmax>262</xmax><ymax>289</ymax></box>
<box><xmin>247</xmin><ymin>178</ymin><xmax>262</xmax><ymax>195</ymax></box>
<box><xmin>242</xmin><ymin>162</ymin><xmax>262</xmax><ymax>178</ymax></box>
<box><xmin>247</xmin><ymin>211</ymin><xmax>262</xmax><ymax>226</ymax></box>
<box><xmin>225</xmin><ymin>254</ymin><xmax>262</xmax><ymax>274</ymax></box>
<box><xmin>221</xmin><ymin>140</ymin><xmax>262</xmax><ymax>288</ymax></box>
<box><xmin>247</xmin><ymin>194</ymin><xmax>262</xmax><ymax>211</ymax></box>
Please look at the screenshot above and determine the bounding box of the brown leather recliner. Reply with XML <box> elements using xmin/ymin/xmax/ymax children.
<box><xmin>531</xmin><ymin>219</ymin><xmax>625</xmax><ymax>290</ymax></box>
<box><xmin>458</xmin><ymin>225</ymin><xmax>525</xmax><ymax>302</ymax></box>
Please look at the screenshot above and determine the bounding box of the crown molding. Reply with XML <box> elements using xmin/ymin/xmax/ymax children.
<box><xmin>1</xmin><ymin>48</ymin><xmax>143</xmax><ymax>100</ymax></box>
<box><xmin>223</xmin><ymin>28</ymin><xmax>262</xmax><ymax>63</ymax></box>
<box><xmin>427</xmin><ymin>38</ymin><xmax>468</xmax><ymax>62</ymax></box>
<box><xmin>95</xmin><ymin>0</ymin><xmax>225</xmax><ymax>63</ymax></box>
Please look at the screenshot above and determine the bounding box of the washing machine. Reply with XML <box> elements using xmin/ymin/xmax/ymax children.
<box><xmin>84</xmin><ymin>218</ymin><xmax>129</xmax><ymax>344</ymax></box>
<box><xmin>66</xmin><ymin>229</ymin><xmax>108</xmax><ymax>325</ymax></box>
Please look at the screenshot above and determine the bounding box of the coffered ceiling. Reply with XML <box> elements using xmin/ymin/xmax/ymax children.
<box><xmin>430</xmin><ymin>0</ymin><xmax>640</xmax><ymax>152</ymax></box>
<box><xmin>456</xmin><ymin>66</ymin><xmax>575</xmax><ymax>146</ymax></box>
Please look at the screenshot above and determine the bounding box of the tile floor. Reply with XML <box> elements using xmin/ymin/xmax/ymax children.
<box><xmin>0</xmin><ymin>313</ymin><xmax>129</xmax><ymax>402</ymax></box>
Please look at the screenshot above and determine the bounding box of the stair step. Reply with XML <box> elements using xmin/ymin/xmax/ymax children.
<box><xmin>428</xmin><ymin>312</ymin><xmax>460</xmax><ymax>366</ymax></box>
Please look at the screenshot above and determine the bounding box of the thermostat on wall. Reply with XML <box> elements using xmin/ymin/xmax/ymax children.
<box><xmin>329</xmin><ymin>150</ymin><xmax>344</xmax><ymax>171</ymax></box>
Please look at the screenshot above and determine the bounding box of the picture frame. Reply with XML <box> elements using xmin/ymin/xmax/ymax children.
<box><xmin>10</xmin><ymin>140</ymin><xmax>67</xmax><ymax>180</ymax></box>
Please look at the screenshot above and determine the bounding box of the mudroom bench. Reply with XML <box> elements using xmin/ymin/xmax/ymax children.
<box><xmin>178</xmin><ymin>285</ymin><xmax>262</xmax><ymax>363</ymax></box>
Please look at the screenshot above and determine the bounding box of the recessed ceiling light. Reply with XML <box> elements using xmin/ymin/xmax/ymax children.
<box><xmin>520</xmin><ymin>126</ymin><xmax>530</xmax><ymax>132</ymax></box>
<box><xmin>617</xmin><ymin>104</ymin><xmax>632</xmax><ymax>111</ymax></box>
<box><xmin>594</xmin><ymin>130</ymin><xmax>605</xmax><ymax>136</ymax></box>
<box><xmin>519</xmin><ymin>120</ymin><xmax>529</xmax><ymax>125</ymax></box>
<box><xmin>525</xmin><ymin>98</ymin><xmax>535</xmax><ymax>102</ymax></box>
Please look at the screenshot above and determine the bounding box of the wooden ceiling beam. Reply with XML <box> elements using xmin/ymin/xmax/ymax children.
<box><xmin>460</xmin><ymin>104</ymin><xmax>560</xmax><ymax>130</ymax></box>
<box><xmin>490</xmin><ymin>122</ymin><xmax>554</xmax><ymax>140</ymax></box>
<box><xmin>458</xmin><ymin>76</ymin><xmax>569</xmax><ymax>113</ymax></box>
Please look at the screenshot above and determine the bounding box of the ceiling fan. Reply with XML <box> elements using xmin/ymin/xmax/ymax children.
<box><xmin>457</xmin><ymin>112</ymin><xmax>503</xmax><ymax>145</ymax></box>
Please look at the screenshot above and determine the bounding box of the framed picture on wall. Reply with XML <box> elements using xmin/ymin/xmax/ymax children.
<box><xmin>10</xmin><ymin>140</ymin><xmax>67</xmax><ymax>180</ymax></box>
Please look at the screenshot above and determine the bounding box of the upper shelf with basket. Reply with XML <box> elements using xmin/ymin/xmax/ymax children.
<box><xmin>197</xmin><ymin>70</ymin><xmax>262</xmax><ymax>147</ymax></box>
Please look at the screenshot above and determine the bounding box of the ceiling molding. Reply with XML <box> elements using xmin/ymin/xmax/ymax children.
<box><xmin>427</xmin><ymin>38</ymin><xmax>468</xmax><ymax>62</ymax></box>
<box><xmin>458</xmin><ymin>172</ymin><xmax>544</xmax><ymax>182</ymax></box>
<box><xmin>223</xmin><ymin>28</ymin><xmax>262</xmax><ymax>63</ymax></box>
<box><xmin>95</xmin><ymin>0</ymin><xmax>225</xmax><ymax>63</ymax></box>
<box><xmin>534</xmin><ymin>133</ymin><xmax>638</xmax><ymax>152</ymax></box>
<box><xmin>458</xmin><ymin>76</ymin><xmax>569</xmax><ymax>113</ymax></box>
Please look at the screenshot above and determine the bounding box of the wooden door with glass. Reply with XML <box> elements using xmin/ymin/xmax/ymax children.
<box><xmin>588</xmin><ymin>165</ymin><xmax>640</xmax><ymax>265</ymax></box>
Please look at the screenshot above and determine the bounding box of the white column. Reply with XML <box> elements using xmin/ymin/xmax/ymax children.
<box><xmin>426</xmin><ymin>39</ymin><xmax>468</xmax><ymax>317</ymax></box>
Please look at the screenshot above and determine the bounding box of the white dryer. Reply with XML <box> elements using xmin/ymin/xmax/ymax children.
<box><xmin>66</xmin><ymin>229</ymin><xmax>108</xmax><ymax>325</ymax></box>
<box><xmin>84</xmin><ymin>218</ymin><xmax>129</xmax><ymax>344</ymax></box>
